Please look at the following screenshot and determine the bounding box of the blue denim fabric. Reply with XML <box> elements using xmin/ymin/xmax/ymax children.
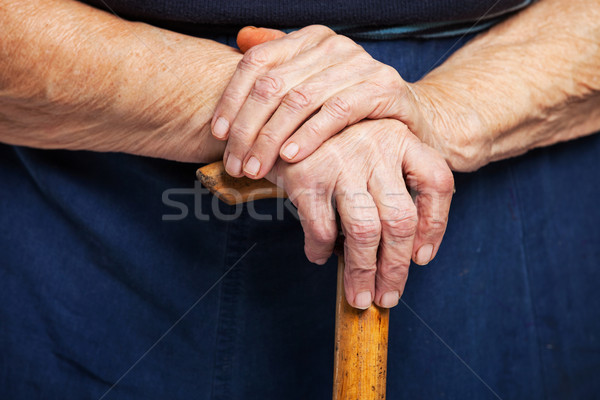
<box><xmin>1</xmin><ymin>33</ymin><xmax>599</xmax><ymax>400</ymax></box>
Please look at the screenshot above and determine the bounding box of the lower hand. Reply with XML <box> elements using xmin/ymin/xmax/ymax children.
<box><xmin>265</xmin><ymin>119</ymin><xmax>454</xmax><ymax>309</ymax></box>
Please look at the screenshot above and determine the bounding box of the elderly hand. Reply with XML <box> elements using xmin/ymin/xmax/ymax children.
<box><xmin>212</xmin><ymin>25</ymin><xmax>423</xmax><ymax>179</ymax></box>
<box><xmin>265</xmin><ymin>118</ymin><xmax>454</xmax><ymax>308</ymax></box>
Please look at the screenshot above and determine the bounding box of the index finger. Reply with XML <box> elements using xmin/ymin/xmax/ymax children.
<box><xmin>211</xmin><ymin>25</ymin><xmax>335</xmax><ymax>140</ymax></box>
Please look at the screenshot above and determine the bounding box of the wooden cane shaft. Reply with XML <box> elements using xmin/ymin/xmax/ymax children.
<box><xmin>333</xmin><ymin>256</ymin><xmax>389</xmax><ymax>400</ymax></box>
<box><xmin>197</xmin><ymin>162</ymin><xmax>389</xmax><ymax>399</ymax></box>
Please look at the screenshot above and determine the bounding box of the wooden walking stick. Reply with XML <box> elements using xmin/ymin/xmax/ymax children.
<box><xmin>197</xmin><ymin>162</ymin><xmax>389</xmax><ymax>400</ymax></box>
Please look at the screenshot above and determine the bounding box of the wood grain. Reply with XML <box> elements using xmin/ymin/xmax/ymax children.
<box><xmin>197</xmin><ymin>161</ymin><xmax>286</xmax><ymax>205</ymax></box>
<box><xmin>333</xmin><ymin>256</ymin><xmax>389</xmax><ymax>400</ymax></box>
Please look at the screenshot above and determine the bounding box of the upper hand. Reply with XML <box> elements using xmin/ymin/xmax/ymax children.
<box><xmin>212</xmin><ymin>25</ymin><xmax>422</xmax><ymax>179</ymax></box>
<box><xmin>265</xmin><ymin>118</ymin><xmax>454</xmax><ymax>309</ymax></box>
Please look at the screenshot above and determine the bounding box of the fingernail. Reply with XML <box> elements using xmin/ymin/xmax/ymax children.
<box><xmin>315</xmin><ymin>258</ymin><xmax>328</xmax><ymax>265</ymax></box>
<box><xmin>354</xmin><ymin>291</ymin><xmax>372</xmax><ymax>310</ymax></box>
<box><xmin>213</xmin><ymin>117</ymin><xmax>229</xmax><ymax>139</ymax></box>
<box><xmin>281</xmin><ymin>142</ymin><xmax>299</xmax><ymax>160</ymax></box>
<box><xmin>225</xmin><ymin>155</ymin><xmax>242</xmax><ymax>176</ymax></box>
<box><xmin>380</xmin><ymin>291</ymin><xmax>399</xmax><ymax>308</ymax></box>
<box><xmin>416</xmin><ymin>244</ymin><xmax>434</xmax><ymax>265</ymax></box>
<box><xmin>244</xmin><ymin>156</ymin><xmax>261</xmax><ymax>176</ymax></box>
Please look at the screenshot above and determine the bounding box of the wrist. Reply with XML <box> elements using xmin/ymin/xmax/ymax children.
<box><xmin>111</xmin><ymin>24</ymin><xmax>244</xmax><ymax>162</ymax></box>
<box><xmin>408</xmin><ymin>0</ymin><xmax>600</xmax><ymax>172</ymax></box>
<box><xmin>408</xmin><ymin>81</ymin><xmax>493</xmax><ymax>172</ymax></box>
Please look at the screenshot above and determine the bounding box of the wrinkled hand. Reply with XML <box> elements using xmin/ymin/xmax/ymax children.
<box><xmin>212</xmin><ymin>25</ymin><xmax>423</xmax><ymax>179</ymax></box>
<box><xmin>265</xmin><ymin>119</ymin><xmax>454</xmax><ymax>309</ymax></box>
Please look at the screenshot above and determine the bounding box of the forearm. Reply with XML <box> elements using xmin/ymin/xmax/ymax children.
<box><xmin>0</xmin><ymin>0</ymin><xmax>242</xmax><ymax>162</ymax></box>
<box><xmin>412</xmin><ymin>0</ymin><xmax>600</xmax><ymax>171</ymax></box>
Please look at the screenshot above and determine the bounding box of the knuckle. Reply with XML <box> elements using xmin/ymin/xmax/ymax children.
<box><xmin>228</xmin><ymin>123</ymin><xmax>251</xmax><ymax>141</ymax></box>
<box><xmin>256</xmin><ymin>129</ymin><xmax>280</xmax><ymax>147</ymax></box>
<box><xmin>426</xmin><ymin>217</ymin><xmax>447</xmax><ymax>233</ymax></box>
<box><xmin>323</xmin><ymin>34</ymin><xmax>359</xmax><ymax>51</ymax></box>
<box><xmin>301</xmin><ymin>121</ymin><xmax>322</xmax><ymax>138</ymax></box>
<box><xmin>312</xmin><ymin>24</ymin><xmax>336</xmax><ymax>36</ymax></box>
<box><xmin>339</xmin><ymin>35</ymin><xmax>360</xmax><ymax>49</ymax></box>
<box><xmin>419</xmin><ymin>217</ymin><xmax>448</xmax><ymax>242</ymax></box>
<box><xmin>348</xmin><ymin>263</ymin><xmax>377</xmax><ymax>281</ymax></box>
<box><xmin>383</xmin><ymin>206</ymin><xmax>418</xmax><ymax>239</ymax></box>
<box><xmin>379</xmin><ymin>265</ymin><xmax>409</xmax><ymax>284</ymax></box>
<box><xmin>346</xmin><ymin>220</ymin><xmax>381</xmax><ymax>245</ymax></box>
<box><xmin>300</xmin><ymin>24</ymin><xmax>336</xmax><ymax>38</ymax></box>
<box><xmin>252</xmin><ymin>74</ymin><xmax>285</xmax><ymax>102</ymax></box>
<box><xmin>282</xmin><ymin>86</ymin><xmax>312</xmax><ymax>112</ymax></box>
<box><xmin>240</xmin><ymin>46</ymin><xmax>270</xmax><ymax>70</ymax></box>
<box><xmin>323</xmin><ymin>96</ymin><xmax>352</xmax><ymax>121</ymax></box>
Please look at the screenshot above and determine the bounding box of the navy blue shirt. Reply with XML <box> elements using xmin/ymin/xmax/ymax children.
<box><xmin>80</xmin><ymin>0</ymin><xmax>533</xmax><ymax>37</ymax></box>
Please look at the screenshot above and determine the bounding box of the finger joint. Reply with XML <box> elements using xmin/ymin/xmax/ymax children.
<box><xmin>252</xmin><ymin>74</ymin><xmax>285</xmax><ymax>103</ymax></box>
<box><xmin>382</xmin><ymin>206</ymin><xmax>418</xmax><ymax>240</ymax></box>
<box><xmin>345</xmin><ymin>220</ymin><xmax>381</xmax><ymax>246</ymax></box>
<box><xmin>240</xmin><ymin>46</ymin><xmax>270</xmax><ymax>71</ymax></box>
<box><xmin>282</xmin><ymin>86</ymin><xmax>312</xmax><ymax>112</ymax></box>
<box><xmin>323</xmin><ymin>96</ymin><xmax>351</xmax><ymax>122</ymax></box>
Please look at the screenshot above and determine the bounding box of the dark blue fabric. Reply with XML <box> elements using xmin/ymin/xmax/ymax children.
<box><xmin>2</xmin><ymin>33</ymin><xmax>600</xmax><ymax>400</ymax></box>
<box><xmin>79</xmin><ymin>0</ymin><xmax>533</xmax><ymax>36</ymax></box>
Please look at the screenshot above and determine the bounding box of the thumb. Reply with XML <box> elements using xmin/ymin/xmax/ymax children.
<box><xmin>237</xmin><ymin>26</ymin><xmax>286</xmax><ymax>53</ymax></box>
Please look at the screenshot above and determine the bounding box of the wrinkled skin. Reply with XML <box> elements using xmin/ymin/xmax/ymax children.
<box><xmin>265</xmin><ymin>119</ymin><xmax>454</xmax><ymax>308</ymax></box>
<box><xmin>213</xmin><ymin>26</ymin><xmax>424</xmax><ymax>181</ymax></box>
